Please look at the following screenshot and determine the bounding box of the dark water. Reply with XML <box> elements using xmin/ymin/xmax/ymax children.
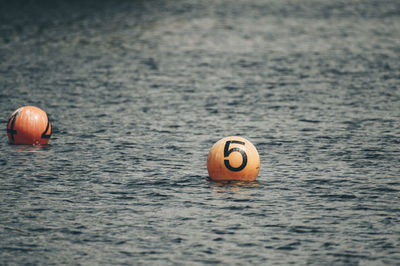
<box><xmin>1</xmin><ymin>0</ymin><xmax>400</xmax><ymax>264</ymax></box>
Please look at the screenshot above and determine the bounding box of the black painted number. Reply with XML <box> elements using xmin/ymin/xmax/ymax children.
<box><xmin>224</xmin><ymin>140</ymin><xmax>247</xmax><ymax>171</ymax></box>
<box><xmin>7</xmin><ymin>110</ymin><xmax>20</xmax><ymax>141</ymax></box>
<box><xmin>41</xmin><ymin>114</ymin><xmax>51</xmax><ymax>139</ymax></box>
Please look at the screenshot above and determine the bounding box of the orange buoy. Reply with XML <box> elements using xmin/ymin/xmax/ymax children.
<box><xmin>6</xmin><ymin>106</ymin><xmax>52</xmax><ymax>145</ymax></box>
<box><xmin>207</xmin><ymin>136</ymin><xmax>260</xmax><ymax>181</ymax></box>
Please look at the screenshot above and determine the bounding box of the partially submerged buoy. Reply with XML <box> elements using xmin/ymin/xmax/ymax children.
<box><xmin>6</xmin><ymin>106</ymin><xmax>52</xmax><ymax>145</ymax></box>
<box><xmin>207</xmin><ymin>136</ymin><xmax>260</xmax><ymax>181</ymax></box>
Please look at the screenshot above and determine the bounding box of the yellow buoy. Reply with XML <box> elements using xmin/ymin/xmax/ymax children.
<box><xmin>6</xmin><ymin>106</ymin><xmax>52</xmax><ymax>145</ymax></box>
<box><xmin>207</xmin><ymin>136</ymin><xmax>260</xmax><ymax>181</ymax></box>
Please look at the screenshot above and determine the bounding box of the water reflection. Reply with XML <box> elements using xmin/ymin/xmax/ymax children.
<box><xmin>10</xmin><ymin>144</ymin><xmax>52</xmax><ymax>153</ymax></box>
<box><xmin>209</xmin><ymin>179</ymin><xmax>260</xmax><ymax>198</ymax></box>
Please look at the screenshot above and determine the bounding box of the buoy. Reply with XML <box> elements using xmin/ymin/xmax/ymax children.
<box><xmin>207</xmin><ymin>136</ymin><xmax>260</xmax><ymax>181</ymax></box>
<box><xmin>6</xmin><ymin>106</ymin><xmax>52</xmax><ymax>145</ymax></box>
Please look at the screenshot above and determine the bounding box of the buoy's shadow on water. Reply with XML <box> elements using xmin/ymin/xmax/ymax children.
<box><xmin>8</xmin><ymin>143</ymin><xmax>52</xmax><ymax>153</ymax></box>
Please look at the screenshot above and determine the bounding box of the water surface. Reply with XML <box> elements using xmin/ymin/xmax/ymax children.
<box><xmin>1</xmin><ymin>0</ymin><xmax>400</xmax><ymax>264</ymax></box>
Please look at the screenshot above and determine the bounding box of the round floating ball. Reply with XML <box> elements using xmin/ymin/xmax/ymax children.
<box><xmin>6</xmin><ymin>106</ymin><xmax>52</xmax><ymax>145</ymax></box>
<box><xmin>207</xmin><ymin>136</ymin><xmax>260</xmax><ymax>181</ymax></box>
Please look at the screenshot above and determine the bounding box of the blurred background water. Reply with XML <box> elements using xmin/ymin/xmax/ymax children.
<box><xmin>0</xmin><ymin>0</ymin><xmax>400</xmax><ymax>264</ymax></box>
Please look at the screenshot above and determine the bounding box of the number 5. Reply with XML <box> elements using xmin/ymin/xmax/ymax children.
<box><xmin>224</xmin><ymin>140</ymin><xmax>248</xmax><ymax>171</ymax></box>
